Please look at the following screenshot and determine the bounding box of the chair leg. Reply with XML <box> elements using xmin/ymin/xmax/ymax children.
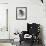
<box><xmin>30</xmin><ymin>41</ymin><xmax>34</xmax><ymax>46</ymax></box>
<box><xmin>20</xmin><ymin>41</ymin><xmax>21</xmax><ymax>45</ymax></box>
<box><xmin>30</xmin><ymin>39</ymin><xmax>34</xmax><ymax>46</ymax></box>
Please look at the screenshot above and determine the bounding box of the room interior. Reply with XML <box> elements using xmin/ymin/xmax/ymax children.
<box><xmin>0</xmin><ymin>0</ymin><xmax>46</xmax><ymax>46</ymax></box>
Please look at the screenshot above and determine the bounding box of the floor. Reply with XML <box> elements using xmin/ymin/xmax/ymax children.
<box><xmin>19</xmin><ymin>41</ymin><xmax>43</xmax><ymax>46</ymax></box>
<box><xmin>0</xmin><ymin>41</ymin><xmax>43</xmax><ymax>46</ymax></box>
<box><xmin>0</xmin><ymin>40</ymin><xmax>43</xmax><ymax>46</ymax></box>
<box><xmin>0</xmin><ymin>43</ymin><xmax>13</xmax><ymax>46</ymax></box>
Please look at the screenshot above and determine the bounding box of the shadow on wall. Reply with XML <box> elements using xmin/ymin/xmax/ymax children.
<box><xmin>40</xmin><ymin>25</ymin><xmax>45</xmax><ymax>46</ymax></box>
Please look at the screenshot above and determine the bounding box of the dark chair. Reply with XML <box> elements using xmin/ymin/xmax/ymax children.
<box><xmin>19</xmin><ymin>23</ymin><xmax>40</xmax><ymax>45</ymax></box>
<box><xmin>27</xmin><ymin>23</ymin><xmax>40</xmax><ymax>43</ymax></box>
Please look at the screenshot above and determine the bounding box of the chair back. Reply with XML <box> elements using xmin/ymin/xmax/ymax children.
<box><xmin>27</xmin><ymin>23</ymin><xmax>40</xmax><ymax>36</ymax></box>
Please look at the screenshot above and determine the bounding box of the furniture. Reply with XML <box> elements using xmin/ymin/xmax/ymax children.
<box><xmin>13</xmin><ymin>34</ymin><xmax>20</xmax><ymax>46</ymax></box>
<box><xmin>41</xmin><ymin>0</ymin><xmax>43</xmax><ymax>3</ymax></box>
<box><xmin>19</xmin><ymin>23</ymin><xmax>41</xmax><ymax>46</ymax></box>
<box><xmin>24</xmin><ymin>34</ymin><xmax>32</xmax><ymax>38</ymax></box>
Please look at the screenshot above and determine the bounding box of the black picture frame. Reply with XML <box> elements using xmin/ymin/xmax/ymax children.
<box><xmin>16</xmin><ymin>7</ymin><xmax>27</xmax><ymax>20</ymax></box>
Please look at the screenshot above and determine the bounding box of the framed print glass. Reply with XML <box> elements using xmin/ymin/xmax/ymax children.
<box><xmin>16</xmin><ymin>7</ymin><xmax>27</xmax><ymax>20</ymax></box>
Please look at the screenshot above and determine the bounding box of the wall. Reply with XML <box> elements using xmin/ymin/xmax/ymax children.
<box><xmin>0</xmin><ymin>0</ymin><xmax>13</xmax><ymax>46</ymax></box>
<box><xmin>0</xmin><ymin>0</ymin><xmax>12</xmax><ymax>46</ymax></box>
<box><xmin>0</xmin><ymin>0</ymin><xmax>8</xmax><ymax>3</ymax></box>
<box><xmin>9</xmin><ymin>0</ymin><xmax>46</xmax><ymax>46</ymax></box>
<box><xmin>0</xmin><ymin>4</ymin><xmax>9</xmax><ymax>39</ymax></box>
<box><xmin>9</xmin><ymin>0</ymin><xmax>44</xmax><ymax>37</ymax></box>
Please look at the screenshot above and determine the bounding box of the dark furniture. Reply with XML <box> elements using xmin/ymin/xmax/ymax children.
<box><xmin>19</xmin><ymin>23</ymin><xmax>41</xmax><ymax>46</ymax></box>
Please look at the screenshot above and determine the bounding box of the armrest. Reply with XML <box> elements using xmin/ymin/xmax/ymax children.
<box><xmin>19</xmin><ymin>34</ymin><xmax>24</xmax><ymax>41</ymax></box>
<box><xmin>22</xmin><ymin>31</ymin><xmax>28</xmax><ymax>35</ymax></box>
<box><xmin>19</xmin><ymin>31</ymin><xmax>27</xmax><ymax>41</ymax></box>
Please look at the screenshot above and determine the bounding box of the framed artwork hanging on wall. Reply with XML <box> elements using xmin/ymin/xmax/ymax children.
<box><xmin>16</xmin><ymin>7</ymin><xmax>27</xmax><ymax>20</ymax></box>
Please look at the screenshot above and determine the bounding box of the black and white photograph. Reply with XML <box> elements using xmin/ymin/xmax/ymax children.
<box><xmin>0</xmin><ymin>0</ymin><xmax>46</xmax><ymax>46</ymax></box>
<box><xmin>16</xmin><ymin>7</ymin><xmax>27</xmax><ymax>20</ymax></box>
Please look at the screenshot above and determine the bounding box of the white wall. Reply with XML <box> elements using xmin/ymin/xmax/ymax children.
<box><xmin>0</xmin><ymin>0</ymin><xmax>8</xmax><ymax>3</ymax></box>
<box><xmin>0</xmin><ymin>0</ymin><xmax>14</xmax><ymax>46</ymax></box>
<box><xmin>9</xmin><ymin>0</ymin><xmax>42</xmax><ymax>36</ymax></box>
<box><xmin>0</xmin><ymin>0</ymin><xmax>12</xmax><ymax>46</ymax></box>
<box><xmin>0</xmin><ymin>4</ymin><xmax>9</xmax><ymax>39</ymax></box>
<box><xmin>9</xmin><ymin>0</ymin><xmax>46</xmax><ymax>46</ymax></box>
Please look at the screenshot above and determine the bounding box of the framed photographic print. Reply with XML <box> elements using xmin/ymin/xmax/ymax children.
<box><xmin>16</xmin><ymin>7</ymin><xmax>27</xmax><ymax>20</ymax></box>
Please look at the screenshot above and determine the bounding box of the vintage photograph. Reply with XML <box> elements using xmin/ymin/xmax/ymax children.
<box><xmin>16</xmin><ymin>7</ymin><xmax>27</xmax><ymax>20</ymax></box>
<box><xmin>0</xmin><ymin>0</ymin><xmax>45</xmax><ymax>46</ymax></box>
